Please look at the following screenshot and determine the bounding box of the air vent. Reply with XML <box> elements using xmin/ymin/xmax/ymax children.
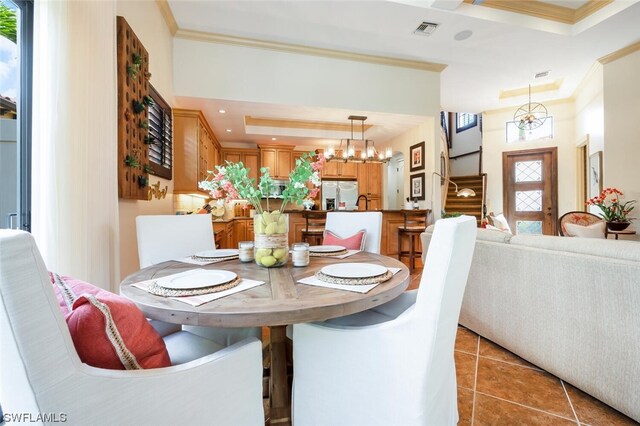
<box><xmin>534</xmin><ymin>70</ymin><xmax>551</xmax><ymax>79</ymax></box>
<box><xmin>414</xmin><ymin>22</ymin><xmax>439</xmax><ymax>36</ymax></box>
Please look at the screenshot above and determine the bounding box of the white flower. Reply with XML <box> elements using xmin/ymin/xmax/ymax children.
<box><xmin>310</xmin><ymin>171</ymin><xmax>321</xmax><ymax>186</ymax></box>
<box><xmin>294</xmin><ymin>182</ymin><xmax>306</xmax><ymax>189</ymax></box>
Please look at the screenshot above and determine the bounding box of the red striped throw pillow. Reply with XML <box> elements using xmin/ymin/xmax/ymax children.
<box><xmin>322</xmin><ymin>229</ymin><xmax>366</xmax><ymax>251</ymax></box>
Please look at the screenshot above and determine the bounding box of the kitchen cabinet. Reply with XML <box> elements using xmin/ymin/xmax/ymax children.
<box><xmin>213</xmin><ymin>221</ymin><xmax>234</xmax><ymax>249</ymax></box>
<box><xmin>357</xmin><ymin>161</ymin><xmax>383</xmax><ymax>209</ymax></box>
<box><xmin>233</xmin><ymin>219</ymin><xmax>247</xmax><ymax>248</ymax></box>
<box><xmin>259</xmin><ymin>144</ymin><xmax>295</xmax><ymax>179</ymax></box>
<box><xmin>173</xmin><ymin>109</ymin><xmax>221</xmax><ymax>195</ymax></box>
<box><xmin>220</xmin><ymin>148</ymin><xmax>260</xmax><ymax>181</ymax></box>
<box><xmin>318</xmin><ymin>150</ymin><xmax>357</xmax><ymax>179</ymax></box>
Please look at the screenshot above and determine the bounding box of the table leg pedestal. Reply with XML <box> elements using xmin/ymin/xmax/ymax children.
<box><xmin>269</xmin><ymin>325</ymin><xmax>291</xmax><ymax>425</ymax></box>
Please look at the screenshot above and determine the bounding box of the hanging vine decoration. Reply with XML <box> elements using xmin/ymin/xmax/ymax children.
<box><xmin>127</xmin><ymin>52</ymin><xmax>143</xmax><ymax>78</ymax></box>
<box><xmin>138</xmin><ymin>175</ymin><xmax>149</xmax><ymax>188</ymax></box>
<box><xmin>132</xmin><ymin>100</ymin><xmax>145</xmax><ymax>114</ymax></box>
<box><xmin>142</xmin><ymin>95</ymin><xmax>154</xmax><ymax>107</ymax></box>
<box><xmin>138</xmin><ymin>119</ymin><xmax>149</xmax><ymax>129</ymax></box>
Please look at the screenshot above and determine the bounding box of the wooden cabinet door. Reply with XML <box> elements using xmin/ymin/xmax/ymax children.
<box><xmin>234</xmin><ymin>220</ymin><xmax>247</xmax><ymax>248</ymax></box>
<box><xmin>223</xmin><ymin>151</ymin><xmax>242</xmax><ymax>164</ymax></box>
<box><xmin>243</xmin><ymin>152</ymin><xmax>260</xmax><ymax>181</ymax></box>
<box><xmin>261</xmin><ymin>149</ymin><xmax>277</xmax><ymax>176</ymax></box>
<box><xmin>276</xmin><ymin>150</ymin><xmax>292</xmax><ymax>179</ymax></box>
<box><xmin>225</xmin><ymin>222</ymin><xmax>235</xmax><ymax>249</ymax></box>
<box><xmin>369</xmin><ymin>197</ymin><xmax>381</xmax><ymax>210</ymax></box>
<box><xmin>246</xmin><ymin>219</ymin><xmax>254</xmax><ymax>241</ymax></box>
<box><xmin>340</xmin><ymin>161</ymin><xmax>358</xmax><ymax>179</ymax></box>
<box><xmin>368</xmin><ymin>163</ymin><xmax>383</xmax><ymax>198</ymax></box>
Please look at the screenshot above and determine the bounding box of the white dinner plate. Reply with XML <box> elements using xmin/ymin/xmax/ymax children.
<box><xmin>309</xmin><ymin>245</ymin><xmax>346</xmax><ymax>253</ymax></box>
<box><xmin>194</xmin><ymin>249</ymin><xmax>239</xmax><ymax>258</ymax></box>
<box><xmin>158</xmin><ymin>270</ymin><xmax>237</xmax><ymax>290</ymax></box>
<box><xmin>321</xmin><ymin>263</ymin><xmax>387</xmax><ymax>279</ymax></box>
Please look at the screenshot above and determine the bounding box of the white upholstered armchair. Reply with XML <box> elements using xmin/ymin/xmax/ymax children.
<box><xmin>292</xmin><ymin>216</ymin><xmax>477</xmax><ymax>425</ymax></box>
<box><xmin>0</xmin><ymin>230</ymin><xmax>264</xmax><ymax>425</ymax></box>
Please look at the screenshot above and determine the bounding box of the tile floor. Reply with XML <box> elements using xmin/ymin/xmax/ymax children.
<box><xmin>264</xmin><ymin>267</ymin><xmax>638</xmax><ymax>425</ymax></box>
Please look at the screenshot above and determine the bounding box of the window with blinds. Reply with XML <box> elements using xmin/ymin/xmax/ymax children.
<box><xmin>148</xmin><ymin>85</ymin><xmax>172</xmax><ymax>179</ymax></box>
<box><xmin>455</xmin><ymin>112</ymin><xmax>477</xmax><ymax>133</ymax></box>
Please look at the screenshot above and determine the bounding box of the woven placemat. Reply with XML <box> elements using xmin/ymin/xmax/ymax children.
<box><xmin>190</xmin><ymin>255</ymin><xmax>239</xmax><ymax>263</ymax></box>
<box><xmin>315</xmin><ymin>269</ymin><xmax>393</xmax><ymax>286</ymax></box>
<box><xmin>309</xmin><ymin>249</ymin><xmax>348</xmax><ymax>257</ymax></box>
<box><xmin>146</xmin><ymin>277</ymin><xmax>240</xmax><ymax>297</ymax></box>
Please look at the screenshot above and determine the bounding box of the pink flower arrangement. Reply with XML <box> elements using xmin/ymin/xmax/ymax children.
<box><xmin>586</xmin><ymin>187</ymin><xmax>636</xmax><ymax>223</ymax></box>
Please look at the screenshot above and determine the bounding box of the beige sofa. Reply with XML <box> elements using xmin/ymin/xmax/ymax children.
<box><xmin>421</xmin><ymin>227</ymin><xmax>640</xmax><ymax>421</ymax></box>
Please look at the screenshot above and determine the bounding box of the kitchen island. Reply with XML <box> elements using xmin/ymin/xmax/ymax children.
<box><xmin>213</xmin><ymin>209</ymin><xmax>426</xmax><ymax>266</ymax></box>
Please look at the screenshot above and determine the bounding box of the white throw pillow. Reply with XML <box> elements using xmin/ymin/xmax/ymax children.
<box><xmin>564</xmin><ymin>222</ymin><xmax>606</xmax><ymax>239</ymax></box>
<box><xmin>492</xmin><ymin>214</ymin><xmax>512</xmax><ymax>234</ymax></box>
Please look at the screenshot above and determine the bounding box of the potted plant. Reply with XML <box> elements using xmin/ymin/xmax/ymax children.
<box><xmin>586</xmin><ymin>187</ymin><xmax>636</xmax><ymax>231</ymax></box>
<box><xmin>199</xmin><ymin>152</ymin><xmax>324</xmax><ymax>267</ymax></box>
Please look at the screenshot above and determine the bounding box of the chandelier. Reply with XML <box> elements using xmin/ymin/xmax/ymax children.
<box><xmin>513</xmin><ymin>85</ymin><xmax>549</xmax><ymax>131</ymax></box>
<box><xmin>325</xmin><ymin>115</ymin><xmax>392</xmax><ymax>164</ymax></box>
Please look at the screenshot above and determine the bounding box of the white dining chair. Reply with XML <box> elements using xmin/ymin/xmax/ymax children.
<box><xmin>0</xmin><ymin>230</ymin><xmax>264</xmax><ymax>425</ymax></box>
<box><xmin>136</xmin><ymin>214</ymin><xmax>216</xmax><ymax>268</ymax></box>
<box><xmin>292</xmin><ymin>216</ymin><xmax>477</xmax><ymax>425</ymax></box>
<box><xmin>136</xmin><ymin>214</ymin><xmax>261</xmax><ymax>346</ymax></box>
<box><xmin>324</xmin><ymin>211</ymin><xmax>383</xmax><ymax>254</ymax></box>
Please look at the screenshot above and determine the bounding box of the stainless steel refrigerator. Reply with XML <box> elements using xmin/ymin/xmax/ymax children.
<box><xmin>321</xmin><ymin>181</ymin><xmax>359</xmax><ymax>210</ymax></box>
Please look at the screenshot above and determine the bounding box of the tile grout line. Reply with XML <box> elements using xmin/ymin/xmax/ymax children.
<box><xmin>474</xmin><ymin>390</ymin><xmax>579</xmax><ymax>423</ymax></box>
<box><xmin>476</xmin><ymin>353</ymin><xmax>544</xmax><ymax>372</ymax></box>
<box><xmin>470</xmin><ymin>335</ymin><xmax>480</xmax><ymax>425</ymax></box>
<box><xmin>562</xmin><ymin>380</ymin><xmax>581</xmax><ymax>425</ymax></box>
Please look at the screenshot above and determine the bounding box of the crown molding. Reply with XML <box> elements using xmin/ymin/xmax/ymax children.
<box><xmin>463</xmin><ymin>0</ymin><xmax>612</xmax><ymax>24</ymax></box>
<box><xmin>174</xmin><ymin>29</ymin><xmax>447</xmax><ymax>73</ymax></box>
<box><xmin>499</xmin><ymin>80</ymin><xmax>563</xmax><ymax>100</ymax></box>
<box><xmin>245</xmin><ymin>116</ymin><xmax>374</xmax><ymax>133</ymax></box>
<box><xmin>483</xmin><ymin>96</ymin><xmax>574</xmax><ymax>116</ymax></box>
<box><xmin>598</xmin><ymin>39</ymin><xmax>640</xmax><ymax>64</ymax></box>
<box><xmin>155</xmin><ymin>0</ymin><xmax>177</xmax><ymax>36</ymax></box>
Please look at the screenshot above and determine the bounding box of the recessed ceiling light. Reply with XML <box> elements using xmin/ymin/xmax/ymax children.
<box><xmin>454</xmin><ymin>30</ymin><xmax>473</xmax><ymax>41</ymax></box>
<box><xmin>226</xmin><ymin>129</ymin><xmax>232</xmax><ymax>133</ymax></box>
<box><xmin>218</xmin><ymin>109</ymin><xmax>226</xmax><ymax>114</ymax></box>
<box><xmin>271</xmin><ymin>137</ymin><xmax>277</xmax><ymax>141</ymax></box>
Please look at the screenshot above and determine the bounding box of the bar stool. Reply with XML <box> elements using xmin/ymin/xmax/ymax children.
<box><xmin>301</xmin><ymin>210</ymin><xmax>327</xmax><ymax>245</ymax></box>
<box><xmin>397</xmin><ymin>209</ymin><xmax>429</xmax><ymax>272</ymax></box>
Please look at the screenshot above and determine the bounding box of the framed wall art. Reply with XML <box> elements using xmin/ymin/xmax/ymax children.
<box><xmin>409</xmin><ymin>141</ymin><xmax>425</xmax><ymax>172</ymax></box>
<box><xmin>410</xmin><ymin>173</ymin><xmax>425</xmax><ymax>200</ymax></box>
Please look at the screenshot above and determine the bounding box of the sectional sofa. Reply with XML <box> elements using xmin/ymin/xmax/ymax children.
<box><xmin>421</xmin><ymin>227</ymin><xmax>640</xmax><ymax>421</ymax></box>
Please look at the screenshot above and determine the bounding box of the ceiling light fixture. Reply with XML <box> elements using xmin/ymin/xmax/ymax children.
<box><xmin>271</xmin><ymin>137</ymin><xmax>277</xmax><ymax>141</ymax></box>
<box><xmin>325</xmin><ymin>116</ymin><xmax>392</xmax><ymax>164</ymax></box>
<box><xmin>218</xmin><ymin>109</ymin><xmax>226</xmax><ymax>114</ymax></box>
<box><xmin>454</xmin><ymin>30</ymin><xmax>473</xmax><ymax>41</ymax></box>
<box><xmin>226</xmin><ymin>129</ymin><xmax>232</xmax><ymax>133</ymax></box>
<box><xmin>513</xmin><ymin>84</ymin><xmax>549</xmax><ymax>131</ymax></box>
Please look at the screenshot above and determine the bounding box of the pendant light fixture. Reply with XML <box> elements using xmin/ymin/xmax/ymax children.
<box><xmin>513</xmin><ymin>85</ymin><xmax>549</xmax><ymax>131</ymax></box>
<box><xmin>325</xmin><ymin>116</ymin><xmax>392</xmax><ymax>164</ymax></box>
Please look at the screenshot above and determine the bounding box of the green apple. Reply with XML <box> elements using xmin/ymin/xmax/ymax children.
<box><xmin>265</xmin><ymin>222</ymin><xmax>278</xmax><ymax>234</ymax></box>
<box><xmin>272</xmin><ymin>248</ymin><xmax>288</xmax><ymax>259</ymax></box>
<box><xmin>254</xmin><ymin>219</ymin><xmax>265</xmax><ymax>234</ymax></box>
<box><xmin>277</xmin><ymin>215</ymin><xmax>286</xmax><ymax>225</ymax></box>
<box><xmin>262</xmin><ymin>212</ymin><xmax>275</xmax><ymax>224</ymax></box>
<box><xmin>277</xmin><ymin>224</ymin><xmax>287</xmax><ymax>234</ymax></box>
<box><xmin>260</xmin><ymin>255</ymin><xmax>277</xmax><ymax>267</ymax></box>
<box><xmin>255</xmin><ymin>248</ymin><xmax>271</xmax><ymax>261</ymax></box>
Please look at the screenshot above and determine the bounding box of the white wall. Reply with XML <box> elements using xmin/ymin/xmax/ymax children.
<box><xmin>602</xmin><ymin>49</ymin><xmax>640</xmax><ymax>238</ymax></box>
<box><xmin>482</xmin><ymin>99</ymin><xmax>577</xmax><ymax>218</ymax></box>
<box><xmin>448</xmin><ymin>113</ymin><xmax>482</xmax><ymax>176</ymax></box>
<box><xmin>116</xmin><ymin>0</ymin><xmax>176</xmax><ymax>280</ymax></box>
<box><xmin>384</xmin><ymin>120</ymin><xmax>437</xmax><ymax>211</ymax></box>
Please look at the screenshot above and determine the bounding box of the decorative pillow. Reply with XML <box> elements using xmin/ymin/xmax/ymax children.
<box><xmin>50</xmin><ymin>273</ymin><xmax>171</xmax><ymax>370</ymax></box>
<box><xmin>564</xmin><ymin>222</ymin><xmax>606</xmax><ymax>239</ymax></box>
<box><xmin>323</xmin><ymin>229</ymin><xmax>366</xmax><ymax>250</ymax></box>
<box><xmin>490</xmin><ymin>213</ymin><xmax>512</xmax><ymax>234</ymax></box>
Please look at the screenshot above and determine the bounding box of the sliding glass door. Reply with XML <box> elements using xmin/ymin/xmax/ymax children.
<box><xmin>0</xmin><ymin>0</ymin><xmax>32</xmax><ymax>231</ymax></box>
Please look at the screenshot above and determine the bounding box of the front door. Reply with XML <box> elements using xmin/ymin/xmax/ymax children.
<box><xmin>503</xmin><ymin>148</ymin><xmax>558</xmax><ymax>235</ymax></box>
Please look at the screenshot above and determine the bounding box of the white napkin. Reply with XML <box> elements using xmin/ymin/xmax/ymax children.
<box><xmin>172</xmin><ymin>255</ymin><xmax>239</xmax><ymax>266</ymax></box>
<box><xmin>132</xmin><ymin>270</ymin><xmax>265</xmax><ymax>307</ymax></box>
<box><xmin>297</xmin><ymin>267</ymin><xmax>402</xmax><ymax>294</ymax></box>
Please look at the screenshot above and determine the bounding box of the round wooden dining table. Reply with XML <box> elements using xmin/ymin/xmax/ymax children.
<box><xmin>120</xmin><ymin>251</ymin><xmax>410</xmax><ymax>426</ymax></box>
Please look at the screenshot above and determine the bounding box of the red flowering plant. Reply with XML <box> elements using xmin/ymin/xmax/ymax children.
<box><xmin>198</xmin><ymin>151</ymin><xmax>325</xmax><ymax>215</ymax></box>
<box><xmin>586</xmin><ymin>187</ymin><xmax>636</xmax><ymax>223</ymax></box>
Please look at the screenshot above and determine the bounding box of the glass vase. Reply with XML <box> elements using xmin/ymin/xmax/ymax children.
<box><xmin>254</xmin><ymin>211</ymin><xmax>289</xmax><ymax>268</ymax></box>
